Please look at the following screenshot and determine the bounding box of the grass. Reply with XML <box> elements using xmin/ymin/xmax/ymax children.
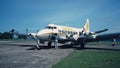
<box><xmin>1</xmin><ymin>39</ymin><xmax>120</xmax><ymax>68</ymax></box>
<box><xmin>52</xmin><ymin>50</ymin><xmax>120</xmax><ymax>68</ymax></box>
<box><xmin>87</xmin><ymin>41</ymin><xmax>120</xmax><ymax>46</ymax></box>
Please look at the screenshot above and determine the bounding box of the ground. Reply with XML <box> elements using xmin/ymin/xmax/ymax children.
<box><xmin>0</xmin><ymin>40</ymin><xmax>74</xmax><ymax>68</ymax></box>
<box><xmin>52</xmin><ymin>42</ymin><xmax>120</xmax><ymax>68</ymax></box>
<box><xmin>0</xmin><ymin>40</ymin><xmax>120</xmax><ymax>68</ymax></box>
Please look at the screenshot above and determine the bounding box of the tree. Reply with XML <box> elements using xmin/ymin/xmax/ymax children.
<box><xmin>9</xmin><ymin>29</ymin><xmax>15</xmax><ymax>39</ymax></box>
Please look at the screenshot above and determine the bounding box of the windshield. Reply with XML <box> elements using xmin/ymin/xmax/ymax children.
<box><xmin>45</xmin><ymin>26</ymin><xmax>57</xmax><ymax>29</ymax></box>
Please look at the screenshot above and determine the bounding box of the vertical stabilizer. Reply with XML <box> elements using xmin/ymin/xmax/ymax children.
<box><xmin>84</xmin><ymin>18</ymin><xmax>90</xmax><ymax>32</ymax></box>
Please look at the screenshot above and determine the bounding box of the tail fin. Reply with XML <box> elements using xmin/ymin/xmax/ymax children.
<box><xmin>84</xmin><ymin>18</ymin><xmax>90</xmax><ymax>32</ymax></box>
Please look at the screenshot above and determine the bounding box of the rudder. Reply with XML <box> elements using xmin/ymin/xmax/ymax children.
<box><xmin>84</xmin><ymin>18</ymin><xmax>90</xmax><ymax>32</ymax></box>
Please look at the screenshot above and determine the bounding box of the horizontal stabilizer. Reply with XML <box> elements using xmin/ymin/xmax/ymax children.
<box><xmin>95</xmin><ymin>29</ymin><xmax>108</xmax><ymax>34</ymax></box>
<box><xmin>77</xmin><ymin>32</ymin><xmax>120</xmax><ymax>43</ymax></box>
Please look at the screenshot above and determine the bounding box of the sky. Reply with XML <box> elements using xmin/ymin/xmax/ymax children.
<box><xmin>0</xmin><ymin>0</ymin><xmax>120</xmax><ymax>33</ymax></box>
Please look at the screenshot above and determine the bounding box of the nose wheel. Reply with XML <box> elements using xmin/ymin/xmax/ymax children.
<box><xmin>35</xmin><ymin>37</ymin><xmax>41</xmax><ymax>50</ymax></box>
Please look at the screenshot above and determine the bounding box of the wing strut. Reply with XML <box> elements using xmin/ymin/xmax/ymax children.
<box><xmin>34</xmin><ymin>35</ymin><xmax>41</xmax><ymax>50</ymax></box>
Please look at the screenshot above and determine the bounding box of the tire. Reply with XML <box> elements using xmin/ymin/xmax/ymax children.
<box><xmin>48</xmin><ymin>42</ymin><xmax>52</xmax><ymax>47</ymax></box>
<box><xmin>80</xmin><ymin>43</ymin><xmax>85</xmax><ymax>49</ymax></box>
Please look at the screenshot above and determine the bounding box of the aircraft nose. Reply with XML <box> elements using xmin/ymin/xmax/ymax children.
<box><xmin>37</xmin><ymin>29</ymin><xmax>52</xmax><ymax>36</ymax></box>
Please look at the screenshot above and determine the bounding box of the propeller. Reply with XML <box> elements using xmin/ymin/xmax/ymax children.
<box><xmin>82</xmin><ymin>28</ymin><xmax>108</xmax><ymax>39</ymax></box>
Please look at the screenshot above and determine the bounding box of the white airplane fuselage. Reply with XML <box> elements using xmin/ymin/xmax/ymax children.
<box><xmin>28</xmin><ymin>19</ymin><xmax>120</xmax><ymax>49</ymax></box>
<box><xmin>36</xmin><ymin>24</ymin><xmax>83</xmax><ymax>43</ymax></box>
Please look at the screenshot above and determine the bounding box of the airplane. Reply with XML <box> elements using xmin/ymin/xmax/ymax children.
<box><xmin>28</xmin><ymin>18</ymin><xmax>120</xmax><ymax>49</ymax></box>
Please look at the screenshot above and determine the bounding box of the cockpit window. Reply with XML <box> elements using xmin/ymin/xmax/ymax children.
<box><xmin>53</xmin><ymin>27</ymin><xmax>57</xmax><ymax>29</ymax></box>
<box><xmin>45</xmin><ymin>26</ymin><xmax>57</xmax><ymax>29</ymax></box>
<box><xmin>45</xmin><ymin>26</ymin><xmax>51</xmax><ymax>29</ymax></box>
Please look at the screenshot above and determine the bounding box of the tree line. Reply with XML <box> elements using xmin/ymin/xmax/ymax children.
<box><xmin>0</xmin><ymin>29</ymin><xmax>28</xmax><ymax>39</ymax></box>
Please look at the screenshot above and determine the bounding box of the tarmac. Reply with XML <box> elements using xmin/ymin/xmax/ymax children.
<box><xmin>0</xmin><ymin>40</ymin><xmax>120</xmax><ymax>68</ymax></box>
<box><xmin>0</xmin><ymin>40</ymin><xmax>74</xmax><ymax>68</ymax></box>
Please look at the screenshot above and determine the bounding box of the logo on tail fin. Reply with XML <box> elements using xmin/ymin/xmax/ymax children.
<box><xmin>84</xmin><ymin>18</ymin><xmax>90</xmax><ymax>32</ymax></box>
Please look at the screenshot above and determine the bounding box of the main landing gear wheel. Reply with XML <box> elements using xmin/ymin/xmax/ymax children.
<box><xmin>48</xmin><ymin>41</ymin><xmax>52</xmax><ymax>48</ymax></box>
<box><xmin>80</xmin><ymin>43</ymin><xmax>85</xmax><ymax>49</ymax></box>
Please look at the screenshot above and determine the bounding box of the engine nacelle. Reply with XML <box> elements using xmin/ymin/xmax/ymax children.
<box><xmin>83</xmin><ymin>32</ymin><xmax>97</xmax><ymax>39</ymax></box>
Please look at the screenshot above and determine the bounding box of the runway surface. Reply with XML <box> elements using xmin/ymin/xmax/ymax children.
<box><xmin>0</xmin><ymin>40</ymin><xmax>74</xmax><ymax>68</ymax></box>
<box><xmin>0</xmin><ymin>40</ymin><xmax>120</xmax><ymax>68</ymax></box>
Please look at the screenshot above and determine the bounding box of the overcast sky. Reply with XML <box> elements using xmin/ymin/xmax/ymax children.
<box><xmin>0</xmin><ymin>0</ymin><xmax>120</xmax><ymax>33</ymax></box>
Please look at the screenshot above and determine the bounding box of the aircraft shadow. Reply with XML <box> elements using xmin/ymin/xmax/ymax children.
<box><xmin>26</xmin><ymin>46</ymin><xmax>55</xmax><ymax>50</ymax></box>
<box><xmin>58</xmin><ymin>44</ymin><xmax>120</xmax><ymax>51</ymax></box>
<box><xmin>2</xmin><ymin>43</ymin><xmax>120</xmax><ymax>51</ymax></box>
<box><xmin>27</xmin><ymin>44</ymin><xmax>74</xmax><ymax>50</ymax></box>
<box><xmin>59</xmin><ymin>44</ymin><xmax>120</xmax><ymax>51</ymax></box>
<box><xmin>27</xmin><ymin>44</ymin><xmax>75</xmax><ymax>50</ymax></box>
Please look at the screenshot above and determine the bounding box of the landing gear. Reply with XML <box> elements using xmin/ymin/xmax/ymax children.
<box><xmin>35</xmin><ymin>39</ymin><xmax>41</xmax><ymax>50</ymax></box>
<box><xmin>80</xmin><ymin>39</ymin><xmax>86</xmax><ymax>49</ymax></box>
<box><xmin>70</xmin><ymin>42</ymin><xmax>74</xmax><ymax>45</ymax></box>
<box><xmin>80</xmin><ymin>43</ymin><xmax>85</xmax><ymax>49</ymax></box>
<box><xmin>48</xmin><ymin>40</ymin><xmax>58</xmax><ymax>49</ymax></box>
<box><xmin>48</xmin><ymin>41</ymin><xmax>52</xmax><ymax>47</ymax></box>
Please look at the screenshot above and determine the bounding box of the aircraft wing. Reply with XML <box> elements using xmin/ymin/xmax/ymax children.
<box><xmin>77</xmin><ymin>33</ymin><xmax>120</xmax><ymax>43</ymax></box>
<box><xmin>95</xmin><ymin>29</ymin><xmax>108</xmax><ymax>34</ymax></box>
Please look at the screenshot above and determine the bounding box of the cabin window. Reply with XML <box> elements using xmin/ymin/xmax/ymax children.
<box><xmin>62</xmin><ymin>31</ymin><xmax>65</xmax><ymax>33</ymax></box>
<box><xmin>68</xmin><ymin>31</ymin><xmax>70</xmax><ymax>34</ymax></box>
<box><xmin>75</xmin><ymin>32</ymin><xmax>77</xmax><ymax>34</ymax></box>
<box><xmin>53</xmin><ymin>27</ymin><xmax>57</xmax><ymax>29</ymax></box>
<box><xmin>58</xmin><ymin>30</ymin><xmax>62</xmax><ymax>32</ymax></box>
<box><xmin>65</xmin><ymin>31</ymin><xmax>67</xmax><ymax>33</ymax></box>
<box><xmin>45</xmin><ymin>26</ymin><xmax>51</xmax><ymax>29</ymax></box>
<box><xmin>73</xmin><ymin>32</ymin><xmax>75</xmax><ymax>34</ymax></box>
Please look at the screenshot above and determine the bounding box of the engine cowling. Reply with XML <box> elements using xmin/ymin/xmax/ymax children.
<box><xmin>82</xmin><ymin>32</ymin><xmax>97</xmax><ymax>39</ymax></box>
